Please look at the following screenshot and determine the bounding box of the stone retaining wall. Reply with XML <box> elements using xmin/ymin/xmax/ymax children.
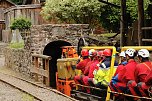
<box><xmin>4</xmin><ymin>47</ymin><xmax>32</xmax><ymax>76</ymax></box>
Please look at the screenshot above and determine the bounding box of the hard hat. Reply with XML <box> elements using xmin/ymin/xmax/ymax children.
<box><xmin>119</xmin><ymin>51</ymin><xmax>126</xmax><ymax>57</ymax></box>
<box><xmin>97</xmin><ymin>51</ymin><xmax>104</xmax><ymax>57</ymax></box>
<box><xmin>125</xmin><ymin>48</ymin><xmax>136</xmax><ymax>57</ymax></box>
<box><xmin>81</xmin><ymin>49</ymin><xmax>89</xmax><ymax>57</ymax></box>
<box><xmin>89</xmin><ymin>49</ymin><xmax>97</xmax><ymax>56</ymax></box>
<box><xmin>103</xmin><ymin>49</ymin><xmax>112</xmax><ymax>56</ymax></box>
<box><xmin>137</xmin><ymin>49</ymin><xmax>150</xmax><ymax>58</ymax></box>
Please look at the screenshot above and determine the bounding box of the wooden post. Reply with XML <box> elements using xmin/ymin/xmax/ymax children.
<box><xmin>34</xmin><ymin>57</ymin><xmax>38</xmax><ymax>81</ymax></box>
<box><xmin>31</xmin><ymin>54</ymin><xmax>51</xmax><ymax>86</ymax></box>
<box><xmin>138</xmin><ymin>0</ymin><xmax>144</xmax><ymax>46</ymax></box>
<box><xmin>45</xmin><ymin>59</ymin><xmax>50</xmax><ymax>87</ymax></box>
<box><xmin>120</xmin><ymin>0</ymin><xmax>127</xmax><ymax>47</ymax></box>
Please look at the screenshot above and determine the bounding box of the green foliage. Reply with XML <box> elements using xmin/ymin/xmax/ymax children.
<box><xmin>11</xmin><ymin>0</ymin><xmax>23</xmax><ymax>5</ymax></box>
<box><xmin>9</xmin><ymin>41</ymin><xmax>24</xmax><ymax>49</ymax></box>
<box><xmin>100</xmin><ymin>0</ymin><xmax>150</xmax><ymax>32</ymax></box>
<box><xmin>100</xmin><ymin>5</ymin><xmax>120</xmax><ymax>32</ymax></box>
<box><xmin>10</xmin><ymin>17</ymin><xmax>32</xmax><ymax>31</ymax></box>
<box><xmin>41</xmin><ymin>0</ymin><xmax>102</xmax><ymax>28</ymax></box>
<box><xmin>42</xmin><ymin>0</ymin><xmax>151</xmax><ymax>32</ymax></box>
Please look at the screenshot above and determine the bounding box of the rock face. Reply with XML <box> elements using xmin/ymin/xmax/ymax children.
<box><xmin>4</xmin><ymin>24</ymin><xmax>90</xmax><ymax>77</ymax></box>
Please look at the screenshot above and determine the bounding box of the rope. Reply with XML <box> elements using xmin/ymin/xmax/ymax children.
<box><xmin>109</xmin><ymin>91</ymin><xmax>152</xmax><ymax>100</ymax></box>
<box><xmin>148</xmin><ymin>87</ymin><xmax>152</xmax><ymax>98</ymax></box>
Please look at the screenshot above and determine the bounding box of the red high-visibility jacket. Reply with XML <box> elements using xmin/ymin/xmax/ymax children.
<box><xmin>84</xmin><ymin>61</ymin><xmax>94</xmax><ymax>76</ymax></box>
<box><xmin>118</xmin><ymin>59</ymin><xmax>137</xmax><ymax>83</ymax></box>
<box><xmin>88</xmin><ymin>60</ymin><xmax>99</xmax><ymax>78</ymax></box>
<box><xmin>76</xmin><ymin>58</ymin><xmax>91</xmax><ymax>74</ymax></box>
<box><xmin>145</xmin><ymin>70</ymin><xmax>152</xmax><ymax>86</ymax></box>
<box><xmin>114</xmin><ymin>64</ymin><xmax>124</xmax><ymax>76</ymax></box>
<box><xmin>134</xmin><ymin>61</ymin><xmax>152</xmax><ymax>83</ymax></box>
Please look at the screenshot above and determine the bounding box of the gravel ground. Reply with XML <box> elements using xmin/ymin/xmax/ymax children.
<box><xmin>0</xmin><ymin>66</ymin><xmax>74</xmax><ymax>101</ymax></box>
<box><xmin>0</xmin><ymin>81</ymin><xmax>39</xmax><ymax>101</ymax></box>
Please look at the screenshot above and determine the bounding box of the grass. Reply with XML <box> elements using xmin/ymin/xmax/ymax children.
<box><xmin>100</xmin><ymin>33</ymin><xmax>117</xmax><ymax>37</ymax></box>
<box><xmin>9</xmin><ymin>41</ymin><xmax>24</xmax><ymax>49</ymax></box>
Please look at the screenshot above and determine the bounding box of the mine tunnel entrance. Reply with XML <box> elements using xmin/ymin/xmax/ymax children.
<box><xmin>43</xmin><ymin>40</ymin><xmax>72</xmax><ymax>88</ymax></box>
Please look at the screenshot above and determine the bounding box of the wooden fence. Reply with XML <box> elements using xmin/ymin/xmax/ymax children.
<box><xmin>4</xmin><ymin>4</ymin><xmax>49</xmax><ymax>30</ymax></box>
<box><xmin>0</xmin><ymin>20</ymin><xmax>5</xmax><ymax>41</ymax></box>
<box><xmin>2</xmin><ymin>29</ymin><xmax>11</xmax><ymax>42</ymax></box>
<box><xmin>31</xmin><ymin>54</ymin><xmax>51</xmax><ymax>87</ymax></box>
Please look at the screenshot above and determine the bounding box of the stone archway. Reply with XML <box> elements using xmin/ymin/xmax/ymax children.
<box><xmin>43</xmin><ymin>40</ymin><xmax>72</xmax><ymax>88</ymax></box>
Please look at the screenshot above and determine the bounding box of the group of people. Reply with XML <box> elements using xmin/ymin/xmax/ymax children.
<box><xmin>73</xmin><ymin>48</ymin><xmax>152</xmax><ymax>100</ymax></box>
<box><xmin>74</xmin><ymin>48</ymin><xmax>118</xmax><ymax>93</ymax></box>
<box><xmin>109</xmin><ymin>48</ymin><xmax>152</xmax><ymax>100</ymax></box>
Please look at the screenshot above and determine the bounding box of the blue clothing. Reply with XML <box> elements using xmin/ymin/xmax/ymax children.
<box><xmin>99</xmin><ymin>57</ymin><xmax>118</xmax><ymax>68</ymax></box>
<box><xmin>120</xmin><ymin>61</ymin><xmax>127</xmax><ymax>65</ymax></box>
<box><xmin>111</xmin><ymin>74</ymin><xmax>119</xmax><ymax>84</ymax></box>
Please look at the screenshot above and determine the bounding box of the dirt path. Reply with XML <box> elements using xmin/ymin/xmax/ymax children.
<box><xmin>0</xmin><ymin>55</ymin><xmax>5</xmax><ymax>67</ymax></box>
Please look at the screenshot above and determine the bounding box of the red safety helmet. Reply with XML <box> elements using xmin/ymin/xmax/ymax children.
<box><xmin>81</xmin><ymin>49</ymin><xmax>89</xmax><ymax>57</ymax></box>
<box><xmin>103</xmin><ymin>49</ymin><xmax>112</xmax><ymax>56</ymax></box>
<box><xmin>97</xmin><ymin>51</ymin><xmax>104</xmax><ymax>57</ymax></box>
<box><xmin>92</xmin><ymin>51</ymin><xmax>97</xmax><ymax>56</ymax></box>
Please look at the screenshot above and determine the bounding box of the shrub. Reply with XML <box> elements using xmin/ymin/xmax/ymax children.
<box><xmin>10</xmin><ymin>17</ymin><xmax>32</xmax><ymax>31</ymax></box>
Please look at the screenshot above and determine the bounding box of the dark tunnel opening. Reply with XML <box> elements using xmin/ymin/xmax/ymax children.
<box><xmin>43</xmin><ymin>40</ymin><xmax>72</xmax><ymax>88</ymax></box>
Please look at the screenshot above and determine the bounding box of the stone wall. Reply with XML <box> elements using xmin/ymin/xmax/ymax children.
<box><xmin>30</xmin><ymin>24</ymin><xmax>89</xmax><ymax>54</ymax></box>
<box><xmin>4</xmin><ymin>47</ymin><xmax>32</xmax><ymax>76</ymax></box>
<box><xmin>4</xmin><ymin>24</ymin><xmax>90</xmax><ymax>76</ymax></box>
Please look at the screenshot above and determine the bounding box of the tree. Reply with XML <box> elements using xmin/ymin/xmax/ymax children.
<box><xmin>42</xmin><ymin>0</ymin><xmax>150</xmax><ymax>32</ymax></box>
<box><xmin>41</xmin><ymin>0</ymin><xmax>102</xmax><ymax>28</ymax></box>
<box><xmin>100</xmin><ymin>5</ymin><xmax>120</xmax><ymax>32</ymax></box>
<box><xmin>100</xmin><ymin>0</ymin><xmax>150</xmax><ymax>32</ymax></box>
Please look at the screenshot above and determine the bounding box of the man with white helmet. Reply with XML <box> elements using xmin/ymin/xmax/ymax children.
<box><xmin>109</xmin><ymin>51</ymin><xmax>127</xmax><ymax>92</ymax></box>
<box><xmin>83</xmin><ymin>49</ymin><xmax>97</xmax><ymax>75</ymax></box>
<box><xmin>112</xmin><ymin>48</ymin><xmax>137</xmax><ymax>94</ymax></box>
<box><xmin>82</xmin><ymin>49</ymin><xmax>98</xmax><ymax>93</ymax></box>
<box><xmin>114</xmin><ymin>51</ymin><xmax>127</xmax><ymax>76</ymax></box>
<box><xmin>127</xmin><ymin>49</ymin><xmax>152</xmax><ymax>98</ymax></box>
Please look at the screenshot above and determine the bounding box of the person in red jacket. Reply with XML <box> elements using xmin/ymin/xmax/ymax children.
<box><xmin>145</xmin><ymin>70</ymin><xmax>152</xmax><ymax>85</ymax></box>
<box><xmin>114</xmin><ymin>51</ymin><xmax>127</xmax><ymax>76</ymax></box>
<box><xmin>85</xmin><ymin>51</ymin><xmax>105</xmax><ymax>85</ymax></box>
<box><xmin>109</xmin><ymin>51</ymin><xmax>127</xmax><ymax>92</ymax></box>
<box><xmin>127</xmin><ymin>49</ymin><xmax>152</xmax><ymax>97</ymax></box>
<box><xmin>82</xmin><ymin>49</ymin><xmax>98</xmax><ymax>93</ymax></box>
<box><xmin>74</xmin><ymin>49</ymin><xmax>90</xmax><ymax>84</ymax></box>
<box><xmin>137</xmin><ymin>70</ymin><xmax>152</xmax><ymax>98</ymax></box>
<box><xmin>97</xmin><ymin>50</ymin><xmax>105</xmax><ymax>63</ymax></box>
<box><xmin>83</xmin><ymin>49</ymin><xmax>97</xmax><ymax>75</ymax></box>
<box><xmin>113</xmin><ymin>48</ymin><xmax>137</xmax><ymax>93</ymax></box>
<box><xmin>88</xmin><ymin>51</ymin><xmax>104</xmax><ymax>78</ymax></box>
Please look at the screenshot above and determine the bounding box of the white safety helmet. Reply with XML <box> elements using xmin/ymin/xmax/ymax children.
<box><xmin>125</xmin><ymin>48</ymin><xmax>136</xmax><ymax>57</ymax></box>
<box><xmin>138</xmin><ymin>49</ymin><xmax>150</xmax><ymax>58</ymax></box>
<box><xmin>119</xmin><ymin>51</ymin><xmax>126</xmax><ymax>57</ymax></box>
<box><xmin>89</xmin><ymin>49</ymin><xmax>95</xmax><ymax>56</ymax></box>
